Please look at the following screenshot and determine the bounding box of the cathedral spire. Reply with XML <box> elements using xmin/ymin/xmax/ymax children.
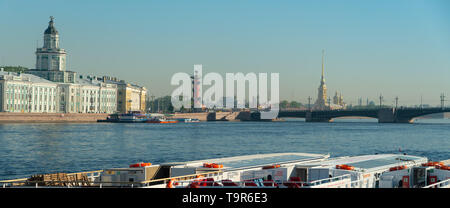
<box><xmin>314</xmin><ymin>49</ymin><xmax>328</xmax><ymax>110</ymax></box>
<box><xmin>321</xmin><ymin>49</ymin><xmax>325</xmax><ymax>83</ymax></box>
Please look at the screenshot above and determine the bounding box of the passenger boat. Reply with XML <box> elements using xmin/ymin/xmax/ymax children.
<box><xmin>97</xmin><ymin>113</ymin><xmax>120</xmax><ymax>122</ymax></box>
<box><xmin>1</xmin><ymin>152</ymin><xmax>449</xmax><ymax>188</ymax></box>
<box><xmin>117</xmin><ymin>112</ymin><xmax>149</xmax><ymax>123</ymax></box>
<box><xmin>97</xmin><ymin>111</ymin><xmax>150</xmax><ymax>123</ymax></box>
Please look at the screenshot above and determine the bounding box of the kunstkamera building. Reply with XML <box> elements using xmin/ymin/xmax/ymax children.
<box><xmin>0</xmin><ymin>17</ymin><xmax>146</xmax><ymax>113</ymax></box>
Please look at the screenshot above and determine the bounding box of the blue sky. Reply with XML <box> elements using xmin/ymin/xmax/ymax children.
<box><xmin>1</xmin><ymin>0</ymin><xmax>449</xmax><ymax>106</ymax></box>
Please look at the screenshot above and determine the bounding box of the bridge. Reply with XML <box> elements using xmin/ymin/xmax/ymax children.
<box><xmin>274</xmin><ymin>107</ymin><xmax>450</xmax><ymax>123</ymax></box>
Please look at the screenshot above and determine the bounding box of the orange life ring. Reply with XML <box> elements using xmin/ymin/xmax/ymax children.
<box><xmin>129</xmin><ymin>162</ymin><xmax>152</xmax><ymax>168</ymax></box>
<box><xmin>212</xmin><ymin>163</ymin><xmax>223</xmax><ymax>168</ymax></box>
<box><xmin>336</xmin><ymin>164</ymin><xmax>354</xmax><ymax>170</ymax></box>
<box><xmin>166</xmin><ymin>179</ymin><xmax>177</xmax><ymax>188</ymax></box>
<box><xmin>263</xmin><ymin>164</ymin><xmax>281</xmax><ymax>169</ymax></box>
<box><xmin>423</xmin><ymin>161</ymin><xmax>444</xmax><ymax>167</ymax></box>
<box><xmin>345</xmin><ymin>165</ymin><xmax>355</xmax><ymax>170</ymax></box>
<box><xmin>203</xmin><ymin>163</ymin><xmax>223</xmax><ymax>168</ymax></box>
<box><xmin>389</xmin><ymin>165</ymin><xmax>407</xmax><ymax>171</ymax></box>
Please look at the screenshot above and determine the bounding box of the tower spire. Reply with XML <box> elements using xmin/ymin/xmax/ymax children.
<box><xmin>314</xmin><ymin>49</ymin><xmax>328</xmax><ymax>110</ymax></box>
<box><xmin>321</xmin><ymin>49</ymin><xmax>325</xmax><ymax>79</ymax></box>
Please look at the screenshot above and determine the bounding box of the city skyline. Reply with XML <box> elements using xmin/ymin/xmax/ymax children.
<box><xmin>1</xmin><ymin>0</ymin><xmax>450</xmax><ymax>106</ymax></box>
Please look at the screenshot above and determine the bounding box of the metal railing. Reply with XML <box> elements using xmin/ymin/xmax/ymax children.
<box><xmin>307</xmin><ymin>174</ymin><xmax>351</xmax><ymax>187</ymax></box>
<box><xmin>422</xmin><ymin>178</ymin><xmax>450</xmax><ymax>188</ymax></box>
<box><xmin>140</xmin><ymin>170</ymin><xmax>223</xmax><ymax>187</ymax></box>
<box><xmin>349</xmin><ymin>178</ymin><xmax>372</xmax><ymax>188</ymax></box>
<box><xmin>0</xmin><ymin>170</ymin><xmax>223</xmax><ymax>188</ymax></box>
<box><xmin>1</xmin><ymin>170</ymin><xmax>103</xmax><ymax>188</ymax></box>
<box><xmin>171</xmin><ymin>174</ymin><xmax>354</xmax><ymax>188</ymax></box>
<box><xmin>172</xmin><ymin>180</ymin><xmax>279</xmax><ymax>188</ymax></box>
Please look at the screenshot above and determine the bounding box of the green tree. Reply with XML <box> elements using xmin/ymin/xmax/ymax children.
<box><xmin>280</xmin><ymin>100</ymin><xmax>289</xmax><ymax>109</ymax></box>
<box><xmin>0</xmin><ymin>66</ymin><xmax>29</xmax><ymax>73</ymax></box>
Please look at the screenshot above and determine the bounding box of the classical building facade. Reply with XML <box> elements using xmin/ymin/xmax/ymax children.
<box><xmin>103</xmin><ymin>76</ymin><xmax>147</xmax><ymax>113</ymax></box>
<box><xmin>0</xmin><ymin>71</ymin><xmax>118</xmax><ymax>113</ymax></box>
<box><xmin>0</xmin><ymin>71</ymin><xmax>58</xmax><ymax>113</ymax></box>
<box><xmin>58</xmin><ymin>76</ymin><xmax>117</xmax><ymax>113</ymax></box>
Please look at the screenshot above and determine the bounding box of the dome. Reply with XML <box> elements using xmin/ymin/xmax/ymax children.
<box><xmin>44</xmin><ymin>16</ymin><xmax>58</xmax><ymax>35</ymax></box>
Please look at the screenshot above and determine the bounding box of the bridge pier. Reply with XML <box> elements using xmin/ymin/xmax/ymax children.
<box><xmin>377</xmin><ymin>109</ymin><xmax>396</xmax><ymax>123</ymax></box>
<box><xmin>378</xmin><ymin>109</ymin><xmax>414</xmax><ymax>123</ymax></box>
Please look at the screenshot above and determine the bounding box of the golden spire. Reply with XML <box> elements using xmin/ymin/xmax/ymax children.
<box><xmin>322</xmin><ymin>49</ymin><xmax>324</xmax><ymax>78</ymax></box>
<box><xmin>321</xmin><ymin>49</ymin><xmax>326</xmax><ymax>84</ymax></box>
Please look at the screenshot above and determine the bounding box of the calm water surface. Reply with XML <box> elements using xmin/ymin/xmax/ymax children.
<box><xmin>0</xmin><ymin>118</ymin><xmax>449</xmax><ymax>180</ymax></box>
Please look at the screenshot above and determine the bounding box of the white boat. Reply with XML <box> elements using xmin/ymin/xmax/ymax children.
<box><xmin>1</xmin><ymin>152</ymin><xmax>449</xmax><ymax>188</ymax></box>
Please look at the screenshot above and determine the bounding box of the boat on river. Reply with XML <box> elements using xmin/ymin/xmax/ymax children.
<box><xmin>98</xmin><ymin>111</ymin><xmax>150</xmax><ymax>123</ymax></box>
<box><xmin>145</xmin><ymin>114</ymin><xmax>178</xmax><ymax>123</ymax></box>
<box><xmin>174</xmin><ymin>118</ymin><xmax>200</xmax><ymax>123</ymax></box>
<box><xmin>146</xmin><ymin>117</ymin><xmax>178</xmax><ymax>124</ymax></box>
<box><xmin>1</xmin><ymin>152</ymin><xmax>449</xmax><ymax>188</ymax></box>
<box><xmin>98</xmin><ymin>112</ymin><xmax>183</xmax><ymax>123</ymax></box>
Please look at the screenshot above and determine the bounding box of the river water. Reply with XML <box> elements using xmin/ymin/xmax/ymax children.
<box><xmin>0</xmin><ymin>118</ymin><xmax>449</xmax><ymax>180</ymax></box>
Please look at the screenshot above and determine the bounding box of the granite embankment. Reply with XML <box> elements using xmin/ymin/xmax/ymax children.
<box><xmin>0</xmin><ymin>113</ymin><xmax>109</xmax><ymax>123</ymax></box>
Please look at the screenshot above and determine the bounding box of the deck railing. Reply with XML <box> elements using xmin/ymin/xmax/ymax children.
<box><xmin>349</xmin><ymin>178</ymin><xmax>372</xmax><ymax>188</ymax></box>
<box><xmin>0</xmin><ymin>170</ymin><xmax>223</xmax><ymax>188</ymax></box>
<box><xmin>170</xmin><ymin>174</ymin><xmax>354</xmax><ymax>188</ymax></box>
<box><xmin>307</xmin><ymin>174</ymin><xmax>351</xmax><ymax>187</ymax></box>
<box><xmin>422</xmin><ymin>178</ymin><xmax>450</xmax><ymax>188</ymax></box>
<box><xmin>172</xmin><ymin>180</ymin><xmax>279</xmax><ymax>188</ymax></box>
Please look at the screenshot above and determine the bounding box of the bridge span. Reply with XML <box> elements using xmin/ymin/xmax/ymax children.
<box><xmin>275</xmin><ymin>108</ymin><xmax>450</xmax><ymax>123</ymax></box>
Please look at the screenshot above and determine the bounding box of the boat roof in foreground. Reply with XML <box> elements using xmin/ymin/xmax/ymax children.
<box><xmin>167</xmin><ymin>152</ymin><xmax>329</xmax><ymax>170</ymax></box>
<box><xmin>300</xmin><ymin>154</ymin><xmax>427</xmax><ymax>171</ymax></box>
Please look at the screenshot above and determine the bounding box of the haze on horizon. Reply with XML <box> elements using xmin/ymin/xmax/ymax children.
<box><xmin>1</xmin><ymin>0</ymin><xmax>449</xmax><ymax>107</ymax></box>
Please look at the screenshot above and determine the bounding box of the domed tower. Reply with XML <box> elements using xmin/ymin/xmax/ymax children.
<box><xmin>43</xmin><ymin>16</ymin><xmax>59</xmax><ymax>48</ymax></box>
<box><xmin>35</xmin><ymin>16</ymin><xmax>66</xmax><ymax>71</ymax></box>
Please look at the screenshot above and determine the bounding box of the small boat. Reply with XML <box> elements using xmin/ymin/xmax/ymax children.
<box><xmin>174</xmin><ymin>118</ymin><xmax>200</xmax><ymax>123</ymax></box>
<box><xmin>145</xmin><ymin>116</ymin><xmax>178</xmax><ymax>124</ymax></box>
<box><xmin>185</xmin><ymin>118</ymin><xmax>200</xmax><ymax>123</ymax></box>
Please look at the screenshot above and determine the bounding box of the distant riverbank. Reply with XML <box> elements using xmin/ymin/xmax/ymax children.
<box><xmin>0</xmin><ymin>112</ymin><xmax>108</xmax><ymax>123</ymax></box>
